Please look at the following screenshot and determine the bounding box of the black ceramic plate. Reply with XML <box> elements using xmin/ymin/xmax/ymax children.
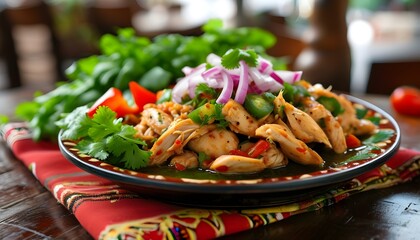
<box><xmin>59</xmin><ymin>95</ymin><xmax>400</xmax><ymax>208</ymax></box>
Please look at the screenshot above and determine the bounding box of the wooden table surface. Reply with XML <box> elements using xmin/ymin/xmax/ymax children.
<box><xmin>0</xmin><ymin>87</ymin><xmax>419</xmax><ymax>240</ymax></box>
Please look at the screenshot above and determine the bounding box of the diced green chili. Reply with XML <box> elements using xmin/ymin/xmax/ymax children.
<box><xmin>243</xmin><ymin>94</ymin><xmax>274</xmax><ymax>119</ymax></box>
<box><xmin>188</xmin><ymin>103</ymin><xmax>217</xmax><ymax>125</ymax></box>
<box><xmin>156</xmin><ymin>89</ymin><xmax>172</xmax><ymax>104</ymax></box>
<box><xmin>317</xmin><ymin>96</ymin><xmax>344</xmax><ymax>117</ymax></box>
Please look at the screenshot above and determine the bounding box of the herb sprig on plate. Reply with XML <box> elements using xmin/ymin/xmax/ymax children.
<box><xmin>57</xmin><ymin>106</ymin><xmax>150</xmax><ymax>170</ymax></box>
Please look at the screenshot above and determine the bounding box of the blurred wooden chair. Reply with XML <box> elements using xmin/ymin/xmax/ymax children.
<box><xmin>85</xmin><ymin>0</ymin><xmax>139</xmax><ymax>36</ymax></box>
<box><xmin>366</xmin><ymin>60</ymin><xmax>420</xmax><ymax>95</ymax></box>
<box><xmin>0</xmin><ymin>7</ymin><xmax>21</xmax><ymax>88</ymax></box>
<box><xmin>1</xmin><ymin>0</ymin><xmax>64</xmax><ymax>88</ymax></box>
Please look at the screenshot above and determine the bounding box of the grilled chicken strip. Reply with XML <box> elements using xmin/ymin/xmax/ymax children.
<box><xmin>239</xmin><ymin>141</ymin><xmax>288</xmax><ymax>169</ymax></box>
<box><xmin>210</xmin><ymin>155</ymin><xmax>266</xmax><ymax>173</ymax></box>
<box><xmin>274</xmin><ymin>92</ymin><xmax>332</xmax><ymax>148</ymax></box>
<box><xmin>141</xmin><ymin>107</ymin><xmax>173</xmax><ymax>135</ymax></box>
<box><xmin>149</xmin><ymin>119</ymin><xmax>200</xmax><ymax>165</ymax></box>
<box><xmin>302</xmin><ymin>97</ymin><xmax>347</xmax><ymax>153</ymax></box>
<box><xmin>255</xmin><ymin>122</ymin><xmax>324</xmax><ymax>165</ymax></box>
<box><xmin>309</xmin><ymin>84</ymin><xmax>376</xmax><ymax>136</ymax></box>
<box><xmin>188</xmin><ymin>128</ymin><xmax>239</xmax><ymax>159</ymax></box>
<box><xmin>260</xmin><ymin>143</ymin><xmax>288</xmax><ymax>168</ymax></box>
<box><xmin>170</xmin><ymin>151</ymin><xmax>199</xmax><ymax>169</ymax></box>
<box><xmin>222</xmin><ymin>99</ymin><xmax>259</xmax><ymax>136</ymax></box>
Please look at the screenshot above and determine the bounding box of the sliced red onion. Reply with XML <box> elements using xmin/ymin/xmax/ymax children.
<box><xmin>293</xmin><ymin>71</ymin><xmax>303</xmax><ymax>82</ymax></box>
<box><xmin>257</xmin><ymin>57</ymin><xmax>273</xmax><ymax>74</ymax></box>
<box><xmin>270</xmin><ymin>71</ymin><xmax>284</xmax><ymax>85</ymax></box>
<box><xmin>234</xmin><ymin>61</ymin><xmax>249</xmax><ymax>104</ymax></box>
<box><xmin>274</xmin><ymin>70</ymin><xmax>303</xmax><ymax>84</ymax></box>
<box><xmin>216</xmin><ymin>71</ymin><xmax>234</xmax><ymax>104</ymax></box>
<box><xmin>173</xmin><ymin>52</ymin><xmax>304</xmax><ymax>105</ymax></box>
<box><xmin>202</xmin><ymin>66</ymin><xmax>225</xmax><ymax>89</ymax></box>
<box><xmin>186</xmin><ymin>65</ymin><xmax>207</xmax><ymax>98</ymax></box>
<box><xmin>228</xmin><ymin>74</ymin><xmax>239</xmax><ymax>87</ymax></box>
<box><xmin>182</xmin><ymin>66</ymin><xmax>193</xmax><ymax>75</ymax></box>
<box><xmin>171</xmin><ymin>76</ymin><xmax>190</xmax><ymax>103</ymax></box>
<box><xmin>188</xmin><ymin>74</ymin><xmax>206</xmax><ymax>98</ymax></box>
<box><xmin>202</xmin><ymin>66</ymin><xmax>222</xmax><ymax>79</ymax></box>
<box><xmin>248</xmin><ymin>82</ymin><xmax>263</xmax><ymax>94</ymax></box>
<box><xmin>206</xmin><ymin>53</ymin><xmax>222</xmax><ymax>66</ymax></box>
<box><xmin>249</xmin><ymin>68</ymin><xmax>270</xmax><ymax>92</ymax></box>
<box><xmin>173</xmin><ymin>64</ymin><xmax>206</xmax><ymax>102</ymax></box>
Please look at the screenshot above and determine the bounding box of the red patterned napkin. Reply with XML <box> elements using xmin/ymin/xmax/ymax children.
<box><xmin>2</xmin><ymin>122</ymin><xmax>420</xmax><ymax>240</ymax></box>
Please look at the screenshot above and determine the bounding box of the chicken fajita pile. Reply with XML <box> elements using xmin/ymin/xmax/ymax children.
<box><xmin>59</xmin><ymin>48</ymin><xmax>379</xmax><ymax>174</ymax></box>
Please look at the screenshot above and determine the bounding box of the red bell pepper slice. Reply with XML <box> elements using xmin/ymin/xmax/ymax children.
<box><xmin>87</xmin><ymin>81</ymin><xmax>157</xmax><ymax>118</ymax></box>
<box><xmin>129</xmin><ymin>81</ymin><xmax>157</xmax><ymax>112</ymax></box>
<box><xmin>229</xmin><ymin>140</ymin><xmax>271</xmax><ymax>158</ymax></box>
<box><xmin>87</xmin><ymin>87</ymin><xmax>139</xmax><ymax>118</ymax></box>
<box><xmin>247</xmin><ymin>139</ymin><xmax>270</xmax><ymax>158</ymax></box>
<box><xmin>229</xmin><ymin>149</ymin><xmax>250</xmax><ymax>157</ymax></box>
<box><xmin>345</xmin><ymin>134</ymin><xmax>361</xmax><ymax>149</ymax></box>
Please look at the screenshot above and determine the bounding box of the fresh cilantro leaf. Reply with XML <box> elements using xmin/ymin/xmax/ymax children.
<box><xmin>337</xmin><ymin>129</ymin><xmax>395</xmax><ymax>166</ymax></box>
<box><xmin>88</xmin><ymin>107</ymin><xmax>122</xmax><ymax>141</ymax></box>
<box><xmin>341</xmin><ymin>145</ymin><xmax>381</xmax><ymax>164</ymax></box>
<box><xmin>202</xmin><ymin>18</ymin><xmax>224</xmax><ymax>33</ymax></box>
<box><xmin>355</xmin><ymin>107</ymin><xmax>368</xmax><ymax>119</ymax></box>
<box><xmin>0</xmin><ymin>115</ymin><xmax>9</xmax><ymax>125</ymax></box>
<box><xmin>60</xmin><ymin>106</ymin><xmax>151</xmax><ymax>170</ymax></box>
<box><xmin>77</xmin><ymin>140</ymin><xmax>109</xmax><ymax>160</ymax></box>
<box><xmin>214</xmin><ymin>103</ymin><xmax>229</xmax><ymax>128</ymax></box>
<box><xmin>56</xmin><ymin>106</ymin><xmax>92</xmax><ymax>140</ymax></box>
<box><xmin>367</xmin><ymin>116</ymin><xmax>381</xmax><ymax>126</ymax></box>
<box><xmin>15</xmin><ymin>101</ymin><xmax>40</xmax><ymax>121</ymax></box>
<box><xmin>106</xmin><ymin>134</ymin><xmax>151</xmax><ymax>169</ymax></box>
<box><xmin>363</xmin><ymin>129</ymin><xmax>395</xmax><ymax>144</ymax></box>
<box><xmin>190</xmin><ymin>83</ymin><xmax>218</xmax><ymax>108</ymax></box>
<box><xmin>221</xmin><ymin>48</ymin><xmax>258</xmax><ymax>69</ymax></box>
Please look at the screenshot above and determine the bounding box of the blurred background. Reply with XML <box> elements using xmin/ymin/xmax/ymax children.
<box><xmin>0</xmin><ymin>0</ymin><xmax>419</xmax><ymax>94</ymax></box>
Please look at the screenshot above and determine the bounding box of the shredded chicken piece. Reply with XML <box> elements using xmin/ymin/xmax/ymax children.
<box><xmin>309</xmin><ymin>84</ymin><xmax>376</xmax><ymax>136</ymax></box>
<box><xmin>274</xmin><ymin>92</ymin><xmax>332</xmax><ymax>148</ymax></box>
<box><xmin>170</xmin><ymin>151</ymin><xmax>198</xmax><ymax>169</ymax></box>
<box><xmin>302</xmin><ymin>97</ymin><xmax>347</xmax><ymax>153</ymax></box>
<box><xmin>256</xmin><ymin>122</ymin><xmax>324</xmax><ymax>165</ymax></box>
<box><xmin>149</xmin><ymin>119</ymin><xmax>200</xmax><ymax>165</ymax></box>
<box><xmin>222</xmin><ymin>99</ymin><xmax>259</xmax><ymax>136</ymax></box>
<box><xmin>209</xmin><ymin>155</ymin><xmax>266</xmax><ymax>173</ymax></box>
<box><xmin>188</xmin><ymin>128</ymin><xmax>239</xmax><ymax>159</ymax></box>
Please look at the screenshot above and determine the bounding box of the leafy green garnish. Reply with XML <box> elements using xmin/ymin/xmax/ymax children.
<box><xmin>0</xmin><ymin>115</ymin><xmax>9</xmax><ymax>125</ymax></box>
<box><xmin>344</xmin><ymin>145</ymin><xmax>381</xmax><ymax>162</ymax></box>
<box><xmin>58</xmin><ymin>106</ymin><xmax>151</xmax><ymax>170</ymax></box>
<box><xmin>367</xmin><ymin>116</ymin><xmax>381</xmax><ymax>126</ymax></box>
<box><xmin>363</xmin><ymin>129</ymin><xmax>395</xmax><ymax>144</ymax></box>
<box><xmin>187</xmin><ymin>83</ymin><xmax>219</xmax><ymax>108</ymax></box>
<box><xmin>221</xmin><ymin>48</ymin><xmax>258</xmax><ymax>69</ymax></box>
<box><xmin>337</xmin><ymin>129</ymin><xmax>395</xmax><ymax>166</ymax></box>
<box><xmin>16</xmin><ymin>19</ymin><xmax>280</xmax><ymax>141</ymax></box>
<box><xmin>156</xmin><ymin>89</ymin><xmax>172</xmax><ymax>104</ymax></box>
<box><xmin>355</xmin><ymin>108</ymin><xmax>368</xmax><ymax>119</ymax></box>
<box><xmin>214</xmin><ymin>103</ymin><xmax>229</xmax><ymax>128</ymax></box>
